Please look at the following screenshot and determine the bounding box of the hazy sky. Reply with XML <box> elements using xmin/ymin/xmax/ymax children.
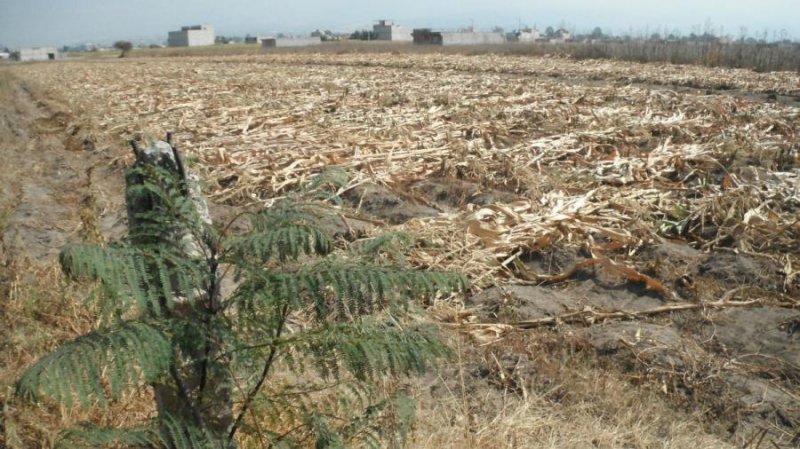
<box><xmin>1</xmin><ymin>0</ymin><xmax>798</xmax><ymax>47</ymax></box>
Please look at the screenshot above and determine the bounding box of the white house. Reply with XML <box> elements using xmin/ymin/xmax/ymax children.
<box><xmin>168</xmin><ymin>25</ymin><xmax>215</xmax><ymax>47</ymax></box>
<box><xmin>373</xmin><ymin>20</ymin><xmax>413</xmax><ymax>42</ymax></box>
<box><xmin>17</xmin><ymin>47</ymin><xmax>61</xmax><ymax>61</ymax></box>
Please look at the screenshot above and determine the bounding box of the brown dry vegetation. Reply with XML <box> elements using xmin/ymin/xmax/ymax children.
<box><xmin>124</xmin><ymin>40</ymin><xmax>800</xmax><ymax>73</ymax></box>
<box><xmin>1</xmin><ymin>52</ymin><xmax>799</xmax><ymax>448</ymax></box>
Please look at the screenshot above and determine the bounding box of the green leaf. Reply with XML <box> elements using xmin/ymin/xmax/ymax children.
<box><xmin>231</xmin><ymin>258</ymin><xmax>467</xmax><ymax>322</ymax></box>
<box><xmin>287</xmin><ymin>320</ymin><xmax>450</xmax><ymax>382</ymax></box>
<box><xmin>56</xmin><ymin>415</ymin><xmax>230</xmax><ymax>449</ymax></box>
<box><xmin>16</xmin><ymin>321</ymin><xmax>171</xmax><ymax>408</ymax></box>
<box><xmin>60</xmin><ymin>243</ymin><xmax>208</xmax><ymax>317</ymax></box>
<box><xmin>225</xmin><ymin>224</ymin><xmax>333</xmax><ymax>263</ymax></box>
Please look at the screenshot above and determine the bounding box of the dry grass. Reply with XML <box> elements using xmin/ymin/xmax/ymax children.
<box><xmin>0</xmin><ymin>258</ymin><xmax>158</xmax><ymax>449</ymax></box>
<box><xmin>410</xmin><ymin>331</ymin><xmax>733</xmax><ymax>449</ymax></box>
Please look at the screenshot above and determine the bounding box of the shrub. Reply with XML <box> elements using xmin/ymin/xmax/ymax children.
<box><xmin>14</xmin><ymin>138</ymin><xmax>467</xmax><ymax>448</ymax></box>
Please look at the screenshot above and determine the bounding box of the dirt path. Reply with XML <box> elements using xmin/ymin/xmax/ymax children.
<box><xmin>0</xmin><ymin>70</ymin><xmax>125</xmax><ymax>272</ymax></box>
<box><xmin>0</xmin><ymin>70</ymin><xmax>132</xmax><ymax>449</ymax></box>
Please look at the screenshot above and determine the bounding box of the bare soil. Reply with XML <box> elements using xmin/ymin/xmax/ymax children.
<box><xmin>333</xmin><ymin>151</ymin><xmax>800</xmax><ymax>446</ymax></box>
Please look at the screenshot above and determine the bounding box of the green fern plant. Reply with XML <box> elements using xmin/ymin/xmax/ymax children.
<box><xmin>13</xmin><ymin>138</ymin><xmax>467</xmax><ymax>449</ymax></box>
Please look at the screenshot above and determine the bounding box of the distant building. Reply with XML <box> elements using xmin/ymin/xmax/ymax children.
<box><xmin>0</xmin><ymin>52</ymin><xmax>10</xmax><ymax>60</ymax></box>
<box><xmin>549</xmin><ymin>29</ymin><xmax>571</xmax><ymax>43</ymax></box>
<box><xmin>261</xmin><ymin>37</ymin><xmax>322</xmax><ymax>48</ymax></box>
<box><xmin>168</xmin><ymin>25</ymin><xmax>215</xmax><ymax>47</ymax></box>
<box><xmin>17</xmin><ymin>47</ymin><xmax>62</xmax><ymax>61</ymax></box>
<box><xmin>412</xmin><ymin>29</ymin><xmax>505</xmax><ymax>46</ymax></box>
<box><xmin>507</xmin><ymin>28</ymin><xmax>540</xmax><ymax>42</ymax></box>
<box><xmin>244</xmin><ymin>36</ymin><xmax>269</xmax><ymax>44</ymax></box>
<box><xmin>310</xmin><ymin>30</ymin><xmax>340</xmax><ymax>42</ymax></box>
<box><xmin>373</xmin><ymin>20</ymin><xmax>413</xmax><ymax>42</ymax></box>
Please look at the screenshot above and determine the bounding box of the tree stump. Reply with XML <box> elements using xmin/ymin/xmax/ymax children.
<box><xmin>126</xmin><ymin>137</ymin><xmax>233</xmax><ymax>445</ymax></box>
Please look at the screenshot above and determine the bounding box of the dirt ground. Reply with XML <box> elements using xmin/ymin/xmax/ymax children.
<box><xmin>351</xmin><ymin>177</ymin><xmax>800</xmax><ymax>448</ymax></box>
<box><xmin>1</xmin><ymin>54</ymin><xmax>799</xmax><ymax>449</ymax></box>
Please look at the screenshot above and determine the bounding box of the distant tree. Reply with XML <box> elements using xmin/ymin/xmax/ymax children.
<box><xmin>545</xmin><ymin>26</ymin><xmax>555</xmax><ymax>38</ymax></box>
<box><xmin>349</xmin><ymin>30</ymin><xmax>376</xmax><ymax>41</ymax></box>
<box><xmin>650</xmin><ymin>33</ymin><xmax>662</xmax><ymax>41</ymax></box>
<box><xmin>113</xmin><ymin>40</ymin><xmax>133</xmax><ymax>58</ymax></box>
<box><xmin>590</xmin><ymin>27</ymin><xmax>604</xmax><ymax>39</ymax></box>
<box><xmin>738</xmin><ymin>26</ymin><xmax>749</xmax><ymax>42</ymax></box>
<box><xmin>700</xmin><ymin>32</ymin><xmax>716</xmax><ymax>42</ymax></box>
<box><xmin>492</xmin><ymin>26</ymin><xmax>505</xmax><ymax>34</ymax></box>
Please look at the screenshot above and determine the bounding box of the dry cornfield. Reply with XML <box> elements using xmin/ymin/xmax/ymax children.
<box><xmin>2</xmin><ymin>52</ymin><xmax>800</xmax><ymax>448</ymax></box>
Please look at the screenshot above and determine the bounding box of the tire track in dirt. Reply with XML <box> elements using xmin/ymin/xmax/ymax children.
<box><xmin>0</xmin><ymin>71</ymin><xmax>125</xmax><ymax>291</ymax></box>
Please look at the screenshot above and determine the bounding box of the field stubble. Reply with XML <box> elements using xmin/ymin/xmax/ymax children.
<box><xmin>3</xmin><ymin>53</ymin><xmax>800</xmax><ymax>447</ymax></box>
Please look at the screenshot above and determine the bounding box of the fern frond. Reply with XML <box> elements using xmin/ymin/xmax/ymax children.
<box><xmin>57</xmin><ymin>415</ymin><xmax>229</xmax><ymax>449</ymax></box>
<box><xmin>304</xmin><ymin>168</ymin><xmax>349</xmax><ymax>204</ymax></box>
<box><xmin>251</xmin><ymin>200</ymin><xmax>332</xmax><ymax>230</ymax></box>
<box><xmin>60</xmin><ymin>243</ymin><xmax>208</xmax><ymax>316</ymax></box>
<box><xmin>306</xmin><ymin>168</ymin><xmax>348</xmax><ymax>192</ymax></box>
<box><xmin>308</xmin><ymin>414</ymin><xmax>347</xmax><ymax>449</ymax></box>
<box><xmin>225</xmin><ymin>224</ymin><xmax>333</xmax><ymax>263</ymax></box>
<box><xmin>56</xmin><ymin>423</ymin><xmax>152</xmax><ymax>448</ymax></box>
<box><xmin>156</xmin><ymin>415</ymin><xmax>228</xmax><ymax>449</ymax></box>
<box><xmin>16</xmin><ymin>321</ymin><xmax>171</xmax><ymax>408</ymax></box>
<box><xmin>231</xmin><ymin>261</ymin><xmax>466</xmax><ymax>321</ymax></box>
<box><xmin>350</xmin><ymin>232</ymin><xmax>413</xmax><ymax>260</ymax></box>
<box><xmin>299</xmin><ymin>261</ymin><xmax>468</xmax><ymax>319</ymax></box>
<box><xmin>288</xmin><ymin>320</ymin><xmax>449</xmax><ymax>382</ymax></box>
<box><xmin>338</xmin><ymin>393</ymin><xmax>417</xmax><ymax>449</ymax></box>
<box><xmin>228</xmin><ymin>271</ymin><xmax>302</xmax><ymax>317</ymax></box>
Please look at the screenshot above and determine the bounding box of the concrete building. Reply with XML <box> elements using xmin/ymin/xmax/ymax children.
<box><xmin>261</xmin><ymin>37</ymin><xmax>322</xmax><ymax>48</ymax></box>
<box><xmin>17</xmin><ymin>47</ymin><xmax>61</xmax><ymax>61</ymax></box>
<box><xmin>168</xmin><ymin>25</ymin><xmax>215</xmax><ymax>47</ymax></box>
<box><xmin>373</xmin><ymin>20</ymin><xmax>413</xmax><ymax>42</ymax></box>
<box><xmin>412</xmin><ymin>29</ymin><xmax>505</xmax><ymax>46</ymax></box>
